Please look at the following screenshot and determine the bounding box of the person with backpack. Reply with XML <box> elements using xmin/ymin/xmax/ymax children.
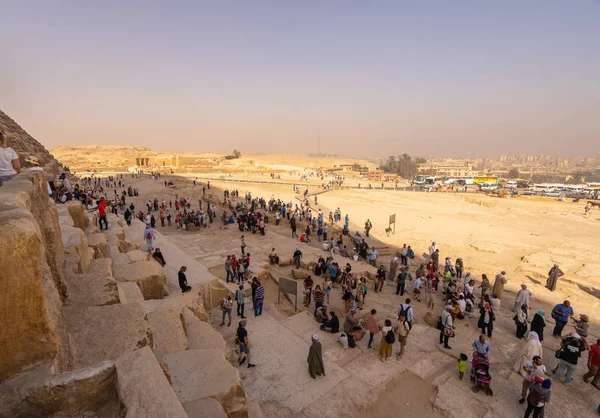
<box><xmin>397</xmin><ymin>312</ymin><xmax>411</xmax><ymax>360</ymax></box>
<box><xmin>379</xmin><ymin>319</ymin><xmax>394</xmax><ymax>362</ymax></box>
<box><xmin>293</xmin><ymin>248</ymin><xmax>303</xmax><ymax>269</ymax></box>
<box><xmin>397</xmin><ymin>299</ymin><xmax>414</xmax><ymax>327</ymax></box>
<box><xmin>143</xmin><ymin>224</ymin><xmax>155</xmax><ymax>252</ymax></box>
<box><xmin>524</xmin><ymin>379</ymin><xmax>551</xmax><ymax>418</ymax></box>
<box><xmin>555</xmin><ymin>333</ymin><xmax>586</xmax><ymax>384</ymax></box>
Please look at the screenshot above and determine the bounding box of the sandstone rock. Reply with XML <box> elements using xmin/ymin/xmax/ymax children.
<box><xmin>183</xmin><ymin>308</ymin><xmax>232</xmax><ymax>362</ymax></box>
<box><xmin>111</xmin><ymin>251</ymin><xmax>130</xmax><ymax>266</ymax></box>
<box><xmin>424</xmin><ymin>311</ymin><xmax>439</xmax><ymax>329</ymax></box>
<box><xmin>62</xmin><ymin>224</ymin><xmax>90</xmax><ymax>273</ymax></box>
<box><xmin>118</xmin><ymin>282</ymin><xmax>145</xmax><ymax>304</ymax></box>
<box><xmin>114</xmin><ymin>261</ymin><xmax>168</xmax><ymax>300</ymax></box>
<box><xmin>63</xmin><ymin>259</ymin><xmax>119</xmax><ymax>308</ymax></box>
<box><xmin>279</xmin><ymin>258</ymin><xmax>294</xmax><ymax>267</ymax></box>
<box><xmin>66</xmin><ymin>302</ymin><xmax>153</xmax><ymax>369</ymax></box>
<box><xmin>118</xmin><ymin>237</ymin><xmax>140</xmax><ymax>253</ymax></box>
<box><xmin>87</xmin><ymin>232</ymin><xmax>110</xmax><ymax>259</ymax></box>
<box><xmin>147</xmin><ymin>306</ymin><xmax>188</xmax><ymax>359</ymax></box>
<box><xmin>292</xmin><ymin>268</ymin><xmax>308</xmax><ymax>280</ymax></box>
<box><xmin>126</xmin><ymin>249</ymin><xmax>151</xmax><ymax>263</ymax></box>
<box><xmin>0</xmin><ymin>207</ymin><xmax>59</xmax><ymax>380</ymax></box>
<box><xmin>184</xmin><ymin>398</ymin><xmax>227</xmax><ymax>418</ymax></box>
<box><xmin>87</xmin><ymin>246</ymin><xmax>96</xmax><ymax>262</ymax></box>
<box><xmin>0</xmin><ymin>361</ymin><xmax>117</xmax><ymax>418</ymax></box>
<box><xmin>66</xmin><ymin>201</ymin><xmax>86</xmax><ymax>230</ymax></box>
<box><xmin>248</xmin><ymin>400</ymin><xmax>264</xmax><ymax>418</ymax></box>
<box><xmin>167</xmin><ymin>349</ymin><xmax>247</xmax><ymax>418</ymax></box>
<box><xmin>115</xmin><ymin>347</ymin><xmax>187</xmax><ymax>418</ymax></box>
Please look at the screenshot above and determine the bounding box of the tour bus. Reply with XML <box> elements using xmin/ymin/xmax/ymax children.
<box><xmin>424</xmin><ymin>176</ymin><xmax>445</xmax><ymax>186</ymax></box>
<box><xmin>413</xmin><ymin>175</ymin><xmax>426</xmax><ymax>185</ymax></box>
<box><xmin>473</xmin><ymin>176</ymin><xmax>499</xmax><ymax>185</ymax></box>
<box><xmin>532</xmin><ymin>183</ymin><xmax>563</xmax><ymax>193</ymax></box>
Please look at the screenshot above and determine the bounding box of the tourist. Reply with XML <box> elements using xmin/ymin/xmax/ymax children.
<box><xmin>366</xmin><ymin>309</ymin><xmax>379</xmax><ymax>349</ymax></box>
<box><xmin>225</xmin><ymin>255</ymin><xmax>234</xmax><ymax>283</ymax></box>
<box><xmin>478</xmin><ymin>301</ymin><xmax>495</xmax><ymax>338</ymax></box>
<box><xmin>315</xmin><ymin>306</ymin><xmax>328</xmax><ymax>323</ymax></box>
<box><xmin>220</xmin><ymin>294</ymin><xmax>233</xmax><ymax>327</ymax></box>
<box><xmin>583</xmin><ymin>338</ymin><xmax>600</xmax><ymax>388</ymax></box>
<box><xmin>524</xmin><ymin>379</ymin><xmax>551</xmax><ymax>418</ymax></box>
<box><xmin>397</xmin><ymin>312</ymin><xmax>410</xmax><ymax>360</ymax></box>
<box><xmin>364</xmin><ymin>219</ymin><xmax>372</xmax><ymax>237</ymax></box>
<box><xmin>546</xmin><ymin>264</ymin><xmax>564</xmax><ymax>292</ymax></box>
<box><xmin>178</xmin><ymin>266</ymin><xmax>192</xmax><ymax>293</ymax></box>
<box><xmin>514</xmin><ymin>284</ymin><xmax>533</xmax><ymax>313</ymax></box>
<box><xmin>455</xmin><ymin>258</ymin><xmax>464</xmax><ymax>279</ymax></box>
<box><xmin>303</xmin><ymin>275</ymin><xmax>314</xmax><ymax>307</ymax></box>
<box><xmin>368</xmin><ymin>246</ymin><xmax>378</xmax><ymax>267</ymax></box>
<box><xmin>375</xmin><ymin>265</ymin><xmax>386</xmax><ymax>292</ymax></box>
<box><xmin>240</xmin><ymin>235</ymin><xmax>246</xmax><ymax>256</ymax></box>
<box><xmin>307</xmin><ymin>333</ymin><xmax>325</xmax><ymax>379</ymax></box>
<box><xmin>235</xmin><ymin>284</ymin><xmax>246</xmax><ymax>318</ymax></box>
<box><xmin>440</xmin><ymin>305</ymin><xmax>454</xmax><ymax>349</ymax></box>
<box><xmin>269</xmin><ymin>248</ymin><xmax>279</xmax><ymax>265</ymax></box>
<box><xmin>242</xmin><ymin>254</ymin><xmax>250</xmax><ymax>279</ymax></box>
<box><xmin>518</xmin><ymin>355</ymin><xmax>547</xmax><ymax>404</ymax></box>
<box><xmin>379</xmin><ymin>319</ymin><xmax>394</xmax><ymax>362</ymax></box>
<box><xmin>555</xmin><ymin>333</ymin><xmax>586</xmax><ymax>384</ymax></box>
<box><xmin>406</xmin><ymin>245</ymin><xmax>415</xmax><ymax>268</ymax></box>
<box><xmin>492</xmin><ymin>271</ymin><xmax>507</xmax><ymax>299</ymax></box>
<box><xmin>399</xmin><ymin>244</ymin><xmax>408</xmax><ymax>265</ymax></box>
<box><xmin>344</xmin><ymin>308</ymin><xmax>362</xmax><ymax>346</ymax></box>
<box><xmin>0</xmin><ymin>131</ymin><xmax>20</xmax><ymax>183</ymax></box>
<box><xmin>396</xmin><ymin>267</ymin><xmax>408</xmax><ymax>296</ymax></box>
<box><xmin>291</xmin><ymin>215</ymin><xmax>298</xmax><ymax>238</ymax></box>
<box><xmin>571</xmin><ymin>314</ymin><xmax>590</xmax><ymax>348</ymax></box>
<box><xmin>514</xmin><ymin>332</ymin><xmax>543</xmax><ymax>378</ymax></box>
<box><xmin>98</xmin><ymin>197</ymin><xmax>108</xmax><ymax>230</ymax></box>
<box><xmin>458</xmin><ymin>353</ymin><xmax>468</xmax><ymax>380</ymax></box>
<box><xmin>530</xmin><ymin>310</ymin><xmax>546</xmax><ymax>342</ymax></box>
<box><xmin>397</xmin><ymin>298</ymin><xmax>414</xmax><ymax>327</ymax></box>
<box><xmin>425</xmin><ymin>275</ymin><xmax>436</xmax><ymax>310</ymax></box>
<box><xmin>413</xmin><ymin>275</ymin><xmax>422</xmax><ymax>301</ymax></box>
<box><xmin>293</xmin><ymin>248</ymin><xmax>303</xmax><ymax>269</ymax></box>
<box><xmin>551</xmin><ymin>300</ymin><xmax>573</xmax><ymax>338</ymax></box>
<box><xmin>490</xmin><ymin>293</ymin><xmax>501</xmax><ymax>311</ymax></box>
<box><xmin>478</xmin><ymin>273</ymin><xmax>490</xmax><ymax>298</ymax></box>
<box><xmin>428</xmin><ymin>241</ymin><xmax>437</xmax><ymax>258</ymax></box>
<box><xmin>515</xmin><ymin>304</ymin><xmax>529</xmax><ymax>339</ymax></box>
<box><xmin>312</xmin><ymin>285</ymin><xmax>325</xmax><ymax>316</ymax></box>
<box><xmin>254</xmin><ymin>279</ymin><xmax>265</xmax><ymax>317</ymax></box>
<box><xmin>143</xmin><ymin>224</ymin><xmax>155</xmax><ymax>252</ymax></box>
<box><xmin>473</xmin><ymin>334</ymin><xmax>491</xmax><ymax>359</ymax></box>
<box><xmin>431</xmin><ymin>249</ymin><xmax>440</xmax><ymax>266</ymax></box>
<box><xmin>152</xmin><ymin>248</ymin><xmax>166</xmax><ymax>267</ymax></box>
<box><xmin>320</xmin><ymin>311</ymin><xmax>339</xmax><ymax>333</ymax></box>
<box><xmin>124</xmin><ymin>207</ymin><xmax>132</xmax><ymax>226</ymax></box>
<box><xmin>323</xmin><ymin>276</ymin><xmax>332</xmax><ymax>304</ymax></box>
<box><xmin>236</xmin><ymin>320</ymin><xmax>255</xmax><ymax>368</ymax></box>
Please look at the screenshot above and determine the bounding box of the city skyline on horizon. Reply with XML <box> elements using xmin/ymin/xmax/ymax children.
<box><xmin>1</xmin><ymin>1</ymin><xmax>599</xmax><ymax>158</ymax></box>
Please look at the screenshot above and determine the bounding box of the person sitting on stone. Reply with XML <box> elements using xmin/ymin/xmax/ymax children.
<box><xmin>269</xmin><ymin>248</ymin><xmax>279</xmax><ymax>265</ymax></box>
<box><xmin>320</xmin><ymin>311</ymin><xmax>339</xmax><ymax>333</ymax></box>
<box><xmin>152</xmin><ymin>248</ymin><xmax>166</xmax><ymax>267</ymax></box>
<box><xmin>315</xmin><ymin>305</ymin><xmax>328</xmax><ymax>324</ymax></box>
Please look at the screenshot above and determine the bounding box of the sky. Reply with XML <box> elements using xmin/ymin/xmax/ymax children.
<box><xmin>1</xmin><ymin>1</ymin><xmax>599</xmax><ymax>158</ymax></box>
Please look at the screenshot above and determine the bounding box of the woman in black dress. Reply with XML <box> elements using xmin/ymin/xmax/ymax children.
<box><xmin>530</xmin><ymin>309</ymin><xmax>546</xmax><ymax>342</ymax></box>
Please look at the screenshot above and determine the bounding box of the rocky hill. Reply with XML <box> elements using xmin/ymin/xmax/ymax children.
<box><xmin>0</xmin><ymin>109</ymin><xmax>62</xmax><ymax>173</ymax></box>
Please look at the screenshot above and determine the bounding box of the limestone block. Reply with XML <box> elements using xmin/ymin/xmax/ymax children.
<box><xmin>115</xmin><ymin>346</ymin><xmax>187</xmax><ymax>418</ymax></box>
<box><xmin>167</xmin><ymin>349</ymin><xmax>247</xmax><ymax>418</ymax></box>
<box><xmin>0</xmin><ymin>209</ymin><xmax>59</xmax><ymax>380</ymax></box>
<box><xmin>111</xmin><ymin>250</ymin><xmax>130</xmax><ymax>266</ymax></box>
<box><xmin>247</xmin><ymin>401</ymin><xmax>264</xmax><ymax>418</ymax></box>
<box><xmin>87</xmin><ymin>232</ymin><xmax>110</xmax><ymax>259</ymax></box>
<box><xmin>291</xmin><ymin>268</ymin><xmax>308</xmax><ymax>280</ymax></box>
<box><xmin>118</xmin><ymin>282</ymin><xmax>145</xmax><ymax>304</ymax></box>
<box><xmin>147</xmin><ymin>307</ymin><xmax>188</xmax><ymax>359</ymax></box>
<box><xmin>183</xmin><ymin>308</ymin><xmax>232</xmax><ymax>362</ymax></box>
<box><xmin>126</xmin><ymin>249</ymin><xmax>151</xmax><ymax>263</ymax></box>
<box><xmin>61</xmin><ymin>224</ymin><xmax>90</xmax><ymax>273</ymax></box>
<box><xmin>87</xmin><ymin>246</ymin><xmax>96</xmax><ymax>262</ymax></box>
<box><xmin>66</xmin><ymin>303</ymin><xmax>153</xmax><ymax>369</ymax></box>
<box><xmin>424</xmin><ymin>311</ymin><xmax>439</xmax><ymax>329</ymax></box>
<box><xmin>279</xmin><ymin>258</ymin><xmax>294</xmax><ymax>267</ymax></box>
<box><xmin>118</xmin><ymin>238</ymin><xmax>140</xmax><ymax>253</ymax></box>
<box><xmin>66</xmin><ymin>201</ymin><xmax>86</xmax><ymax>230</ymax></box>
<box><xmin>114</xmin><ymin>261</ymin><xmax>168</xmax><ymax>300</ymax></box>
<box><xmin>64</xmin><ymin>260</ymin><xmax>119</xmax><ymax>308</ymax></box>
<box><xmin>0</xmin><ymin>361</ymin><xmax>117</xmax><ymax>418</ymax></box>
<box><xmin>184</xmin><ymin>398</ymin><xmax>227</xmax><ymax>418</ymax></box>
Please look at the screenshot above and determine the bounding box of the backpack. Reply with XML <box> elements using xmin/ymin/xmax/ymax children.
<box><xmin>146</xmin><ymin>231</ymin><xmax>152</xmax><ymax>240</ymax></box>
<box><xmin>385</xmin><ymin>329</ymin><xmax>396</xmax><ymax>344</ymax></box>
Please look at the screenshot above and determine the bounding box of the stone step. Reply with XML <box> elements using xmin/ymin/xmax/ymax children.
<box><xmin>63</xmin><ymin>258</ymin><xmax>119</xmax><ymax>308</ymax></box>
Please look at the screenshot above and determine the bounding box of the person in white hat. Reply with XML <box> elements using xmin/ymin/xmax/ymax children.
<box><xmin>307</xmin><ymin>333</ymin><xmax>325</xmax><ymax>379</ymax></box>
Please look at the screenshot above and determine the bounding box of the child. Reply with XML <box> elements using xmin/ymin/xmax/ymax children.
<box><xmin>458</xmin><ymin>353</ymin><xmax>468</xmax><ymax>380</ymax></box>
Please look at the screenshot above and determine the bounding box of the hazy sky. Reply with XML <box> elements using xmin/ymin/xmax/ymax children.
<box><xmin>1</xmin><ymin>1</ymin><xmax>599</xmax><ymax>158</ymax></box>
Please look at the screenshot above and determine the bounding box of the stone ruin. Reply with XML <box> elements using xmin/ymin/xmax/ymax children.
<box><xmin>0</xmin><ymin>171</ymin><xmax>261</xmax><ymax>418</ymax></box>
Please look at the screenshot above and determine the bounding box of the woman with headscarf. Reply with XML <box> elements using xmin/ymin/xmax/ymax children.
<box><xmin>478</xmin><ymin>274</ymin><xmax>490</xmax><ymax>300</ymax></box>
<box><xmin>513</xmin><ymin>331</ymin><xmax>543</xmax><ymax>374</ymax></box>
<box><xmin>307</xmin><ymin>333</ymin><xmax>325</xmax><ymax>379</ymax></box>
<box><xmin>530</xmin><ymin>310</ymin><xmax>546</xmax><ymax>342</ymax></box>
<box><xmin>515</xmin><ymin>304</ymin><xmax>529</xmax><ymax>339</ymax></box>
<box><xmin>525</xmin><ymin>379</ymin><xmax>551</xmax><ymax>418</ymax></box>
<box><xmin>478</xmin><ymin>301</ymin><xmax>495</xmax><ymax>338</ymax></box>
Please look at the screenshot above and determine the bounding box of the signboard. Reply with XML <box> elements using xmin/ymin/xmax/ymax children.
<box><xmin>278</xmin><ymin>277</ymin><xmax>298</xmax><ymax>312</ymax></box>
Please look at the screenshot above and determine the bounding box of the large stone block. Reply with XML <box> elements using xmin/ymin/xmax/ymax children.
<box><xmin>114</xmin><ymin>261</ymin><xmax>168</xmax><ymax>300</ymax></box>
<box><xmin>115</xmin><ymin>346</ymin><xmax>187</xmax><ymax>418</ymax></box>
<box><xmin>184</xmin><ymin>398</ymin><xmax>227</xmax><ymax>418</ymax></box>
<box><xmin>66</xmin><ymin>302</ymin><xmax>153</xmax><ymax>369</ymax></box>
<box><xmin>147</xmin><ymin>306</ymin><xmax>188</xmax><ymax>359</ymax></box>
<box><xmin>62</xmin><ymin>223</ymin><xmax>90</xmax><ymax>274</ymax></box>
<box><xmin>126</xmin><ymin>249</ymin><xmax>151</xmax><ymax>263</ymax></box>
<box><xmin>0</xmin><ymin>209</ymin><xmax>59</xmax><ymax>380</ymax></box>
<box><xmin>63</xmin><ymin>259</ymin><xmax>119</xmax><ymax>308</ymax></box>
<box><xmin>167</xmin><ymin>349</ymin><xmax>247</xmax><ymax>418</ymax></box>
<box><xmin>66</xmin><ymin>201</ymin><xmax>86</xmax><ymax>230</ymax></box>
<box><xmin>183</xmin><ymin>308</ymin><xmax>232</xmax><ymax>362</ymax></box>
<box><xmin>87</xmin><ymin>232</ymin><xmax>110</xmax><ymax>259</ymax></box>
<box><xmin>0</xmin><ymin>361</ymin><xmax>118</xmax><ymax>418</ymax></box>
<box><xmin>291</xmin><ymin>268</ymin><xmax>308</xmax><ymax>280</ymax></box>
<box><xmin>118</xmin><ymin>282</ymin><xmax>145</xmax><ymax>304</ymax></box>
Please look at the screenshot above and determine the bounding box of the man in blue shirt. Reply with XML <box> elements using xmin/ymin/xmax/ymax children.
<box><xmin>473</xmin><ymin>334</ymin><xmax>491</xmax><ymax>359</ymax></box>
<box><xmin>552</xmin><ymin>300</ymin><xmax>574</xmax><ymax>338</ymax></box>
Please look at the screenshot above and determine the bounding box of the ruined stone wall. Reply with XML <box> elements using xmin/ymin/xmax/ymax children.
<box><xmin>0</xmin><ymin>172</ymin><xmax>65</xmax><ymax>380</ymax></box>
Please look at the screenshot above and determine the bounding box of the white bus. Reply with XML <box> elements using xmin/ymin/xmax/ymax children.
<box><xmin>532</xmin><ymin>183</ymin><xmax>563</xmax><ymax>192</ymax></box>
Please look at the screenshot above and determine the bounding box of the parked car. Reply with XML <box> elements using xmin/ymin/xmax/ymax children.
<box><xmin>521</xmin><ymin>190</ymin><xmax>537</xmax><ymax>196</ymax></box>
<box><xmin>517</xmin><ymin>181</ymin><xmax>531</xmax><ymax>189</ymax></box>
<box><xmin>565</xmin><ymin>192</ymin><xmax>589</xmax><ymax>199</ymax></box>
<box><xmin>480</xmin><ymin>182</ymin><xmax>499</xmax><ymax>192</ymax></box>
<box><xmin>542</xmin><ymin>191</ymin><xmax>563</xmax><ymax>197</ymax></box>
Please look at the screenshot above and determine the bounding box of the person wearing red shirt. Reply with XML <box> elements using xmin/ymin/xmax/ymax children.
<box><xmin>583</xmin><ymin>339</ymin><xmax>600</xmax><ymax>388</ymax></box>
<box><xmin>98</xmin><ymin>198</ymin><xmax>108</xmax><ymax>230</ymax></box>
